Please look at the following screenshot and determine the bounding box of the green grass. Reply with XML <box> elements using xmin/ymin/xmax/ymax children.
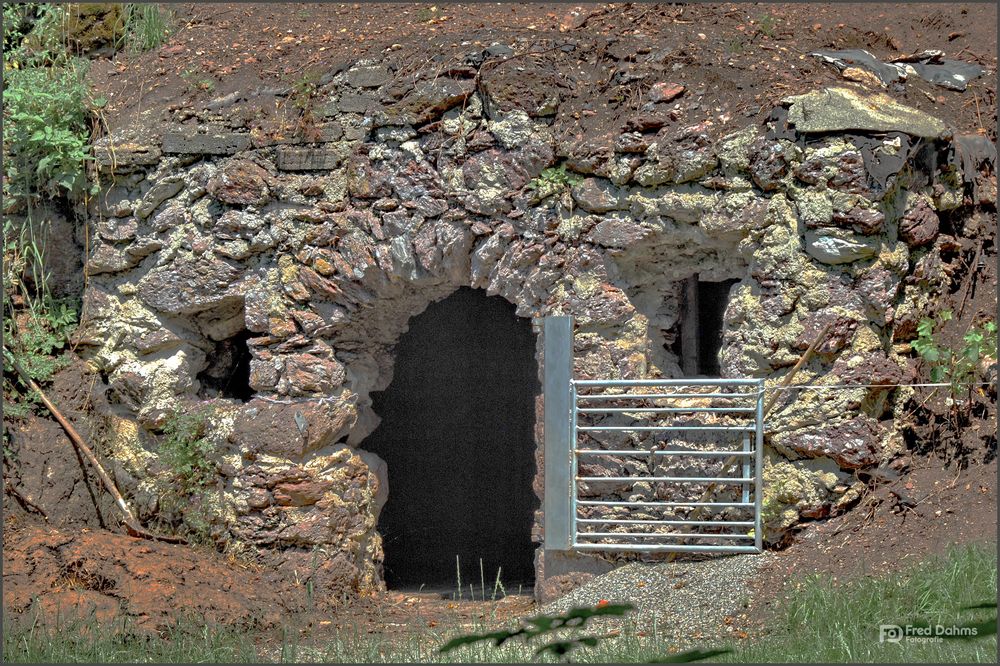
<box><xmin>118</xmin><ymin>3</ymin><xmax>173</xmax><ymax>53</ymax></box>
<box><xmin>3</xmin><ymin>615</ymin><xmax>260</xmax><ymax>664</ymax></box>
<box><xmin>725</xmin><ymin>542</ymin><xmax>997</xmax><ymax>663</ymax></box>
<box><xmin>4</xmin><ymin>543</ymin><xmax>996</xmax><ymax>663</ymax></box>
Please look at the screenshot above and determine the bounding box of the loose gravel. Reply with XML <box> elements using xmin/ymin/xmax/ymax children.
<box><xmin>540</xmin><ymin>553</ymin><xmax>772</xmax><ymax>649</ymax></box>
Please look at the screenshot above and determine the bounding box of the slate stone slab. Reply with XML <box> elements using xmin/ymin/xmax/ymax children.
<box><xmin>162</xmin><ymin>131</ymin><xmax>252</xmax><ymax>155</ymax></box>
<box><xmin>784</xmin><ymin>87</ymin><xmax>947</xmax><ymax>138</ymax></box>
<box><xmin>276</xmin><ymin>147</ymin><xmax>347</xmax><ymax>171</ymax></box>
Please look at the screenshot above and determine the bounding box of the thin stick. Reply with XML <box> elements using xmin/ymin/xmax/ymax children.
<box><xmin>4</xmin><ymin>478</ymin><xmax>48</xmax><ymax>518</ymax></box>
<box><xmin>956</xmin><ymin>241</ymin><xmax>983</xmax><ymax>319</ymax></box>
<box><xmin>763</xmin><ymin>322</ymin><xmax>834</xmax><ymax>415</ymax></box>
<box><xmin>4</xmin><ymin>349</ymin><xmax>186</xmax><ymax>544</ymax></box>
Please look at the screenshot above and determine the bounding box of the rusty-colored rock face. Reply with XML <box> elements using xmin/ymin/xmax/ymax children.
<box><xmin>78</xmin><ymin>75</ymin><xmax>986</xmax><ymax>598</ymax></box>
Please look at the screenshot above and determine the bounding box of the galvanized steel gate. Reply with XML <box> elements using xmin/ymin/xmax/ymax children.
<box><xmin>544</xmin><ymin>316</ymin><xmax>764</xmax><ymax>555</ymax></box>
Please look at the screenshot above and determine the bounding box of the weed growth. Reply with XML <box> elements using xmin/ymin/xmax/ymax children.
<box><xmin>118</xmin><ymin>3</ymin><xmax>172</xmax><ymax>53</ymax></box>
<box><xmin>3</xmin><ymin>544</ymin><xmax>994</xmax><ymax>663</ymax></box>
<box><xmin>912</xmin><ymin>310</ymin><xmax>997</xmax><ymax>396</ymax></box>
<box><xmin>526</xmin><ymin>163</ymin><xmax>584</xmax><ymax>203</ymax></box>
<box><xmin>156</xmin><ymin>408</ymin><xmax>221</xmax><ymax>543</ymax></box>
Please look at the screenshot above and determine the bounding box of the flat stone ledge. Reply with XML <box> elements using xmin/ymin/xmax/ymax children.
<box><xmin>276</xmin><ymin>146</ymin><xmax>348</xmax><ymax>171</ymax></box>
<box><xmin>162</xmin><ymin>130</ymin><xmax>252</xmax><ymax>155</ymax></box>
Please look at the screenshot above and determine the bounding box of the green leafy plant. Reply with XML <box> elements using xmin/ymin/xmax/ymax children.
<box><xmin>1</xmin><ymin>298</ymin><xmax>77</xmax><ymax>420</ymax></box>
<box><xmin>911</xmin><ymin>310</ymin><xmax>997</xmax><ymax>396</ymax></box>
<box><xmin>526</xmin><ymin>163</ymin><xmax>584</xmax><ymax>203</ymax></box>
<box><xmin>159</xmin><ymin>409</ymin><xmax>217</xmax><ymax>499</ymax></box>
<box><xmin>2</xmin><ymin>4</ymin><xmax>92</xmax><ymax>423</ymax></box>
<box><xmin>156</xmin><ymin>408</ymin><xmax>221</xmax><ymax>542</ymax></box>
<box><xmin>3</xmin><ymin>3</ymin><xmax>42</xmax><ymax>55</ymax></box>
<box><xmin>755</xmin><ymin>13</ymin><xmax>778</xmax><ymax>38</ymax></box>
<box><xmin>3</xmin><ymin>57</ymin><xmax>93</xmax><ymax>203</ymax></box>
<box><xmin>286</xmin><ymin>68</ymin><xmax>324</xmax><ymax>141</ymax></box>
<box><xmin>725</xmin><ymin>37</ymin><xmax>746</xmax><ymax>55</ymax></box>
<box><xmin>180</xmin><ymin>65</ymin><xmax>217</xmax><ymax>93</ymax></box>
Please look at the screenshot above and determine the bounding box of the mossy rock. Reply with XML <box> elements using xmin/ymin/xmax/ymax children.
<box><xmin>60</xmin><ymin>4</ymin><xmax>124</xmax><ymax>55</ymax></box>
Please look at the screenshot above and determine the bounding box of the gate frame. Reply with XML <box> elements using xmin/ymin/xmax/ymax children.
<box><xmin>543</xmin><ymin>315</ymin><xmax>764</xmax><ymax>556</ymax></box>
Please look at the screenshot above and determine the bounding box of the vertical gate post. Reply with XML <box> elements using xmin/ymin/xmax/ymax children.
<box><xmin>543</xmin><ymin>316</ymin><xmax>573</xmax><ymax>552</ymax></box>
<box><xmin>754</xmin><ymin>378</ymin><xmax>765</xmax><ymax>552</ymax></box>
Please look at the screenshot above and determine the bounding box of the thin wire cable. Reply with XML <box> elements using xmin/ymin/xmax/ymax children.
<box><xmin>765</xmin><ymin>381</ymin><xmax>995</xmax><ymax>392</ymax></box>
<box><xmin>249</xmin><ymin>381</ymin><xmax>995</xmax><ymax>403</ymax></box>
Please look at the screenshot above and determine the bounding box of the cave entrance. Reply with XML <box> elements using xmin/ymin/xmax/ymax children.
<box><xmin>362</xmin><ymin>287</ymin><xmax>539</xmax><ymax>591</ymax></box>
<box><xmin>680</xmin><ymin>276</ymin><xmax>740</xmax><ymax>377</ymax></box>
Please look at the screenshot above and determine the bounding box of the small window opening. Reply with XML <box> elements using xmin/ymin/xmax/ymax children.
<box><xmin>197</xmin><ymin>330</ymin><xmax>254</xmax><ymax>401</ymax></box>
<box><xmin>679</xmin><ymin>277</ymin><xmax>739</xmax><ymax>377</ymax></box>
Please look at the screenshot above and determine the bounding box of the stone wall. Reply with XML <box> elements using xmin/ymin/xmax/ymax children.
<box><xmin>78</xmin><ymin>59</ymin><xmax>993</xmax><ymax>596</ymax></box>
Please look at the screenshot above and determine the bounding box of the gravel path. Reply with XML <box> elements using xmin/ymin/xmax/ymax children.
<box><xmin>541</xmin><ymin>554</ymin><xmax>772</xmax><ymax>649</ymax></box>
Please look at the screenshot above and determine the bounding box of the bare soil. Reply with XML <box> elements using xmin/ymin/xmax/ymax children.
<box><xmin>89</xmin><ymin>3</ymin><xmax>996</xmax><ymax>141</ymax></box>
<box><xmin>1</xmin><ymin>519</ymin><xmax>305</xmax><ymax>635</ymax></box>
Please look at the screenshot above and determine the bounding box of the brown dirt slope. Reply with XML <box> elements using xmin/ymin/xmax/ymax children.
<box><xmin>89</xmin><ymin>3</ymin><xmax>996</xmax><ymax>140</ymax></box>
<box><xmin>1</xmin><ymin>521</ymin><xmax>308</xmax><ymax>635</ymax></box>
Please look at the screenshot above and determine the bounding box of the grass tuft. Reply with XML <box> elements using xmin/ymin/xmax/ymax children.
<box><xmin>118</xmin><ymin>4</ymin><xmax>173</xmax><ymax>53</ymax></box>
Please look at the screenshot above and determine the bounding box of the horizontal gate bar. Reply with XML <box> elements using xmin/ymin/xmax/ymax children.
<box><xmin>576</xmin><ymin>392</ymin><xmax>757</xmax><ymax>400</ymax></box>
<box><xmin>577</xmin><ymin>406</ymin><xmax>757</xmax><ymax>413</ymax></box>
<box><xmin>573</xmin><ymin>379</ymin><xmax>760</xmax><ymax>387</ymax></box>
<box><xmin>573</xmin><ymin>544</ymin><xmax>761</xmax><ymax>553</ymax></box>
<box><xmin>575</xmin><ymin>449</ymin><xmax>753</xmax><ymax>457</ymax></box>
<box><xmin>578</xmin><ymin>425</ymin><xmax>756</xmax><ymax>432</ymax></box>
<box><xmin>576</xmin><ymin>532</ymin><xmax>754</xmax><ymax>540</ymax></box>
<box><xmin>577</xmin><ymin>500</ymin><xmax>754</xmax><ymax>508</ymax></box>
<box><xmin>577</xmin><ymin>518</ymin><xmax>755</xmax><ymax>527</ymax></box>
<box><xmin>576</xmin><ymin>476</ymin><xmax>753</xmax><ymax>484</ymax></box>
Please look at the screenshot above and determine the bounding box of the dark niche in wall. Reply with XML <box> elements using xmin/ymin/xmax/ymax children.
<box><xmin>680</xmin><ymin>277</ymin><xmax>740</xmax><ymax>377</ymax></box>
<box><xmin>196</xmin><ymin>329</ymin><xmax>254</xmax><ymax>402</ymax></box>
<box><xmin>361</xmin><ymin>287</ymin><xmax>540</xmax><ymax>590</ymax></box>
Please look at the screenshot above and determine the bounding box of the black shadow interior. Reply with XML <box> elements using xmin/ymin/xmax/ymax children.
<box><xmin>196</xmin><ymin>329</ymin><xmax>254</xmax><ymax>401</ymax></box>
<box><xmin>361</xmin><ymin>287</ymin><xmax>539</xmax><ymax>590</ymax></box>
<box><xmin>697</xmin><ymin>278</ymin><xmax>739</xmax><ymax>376</ymax></box>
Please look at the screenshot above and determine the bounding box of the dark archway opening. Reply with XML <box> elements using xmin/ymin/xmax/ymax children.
<box><xmin>196</xmin><ymin>330</ymin><xmax>254</xmax><ymax>401</ymax></box>
<box><xmin>362</xmin><ymin>287</ymin><xmax>539</xmax><ymax>590</ymax></box>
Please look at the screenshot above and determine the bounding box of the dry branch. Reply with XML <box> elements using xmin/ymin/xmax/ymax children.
<box><xmin>4</xmin><ymin>348</ymin><xmax>187</xmax><ymax>545</ymax></box>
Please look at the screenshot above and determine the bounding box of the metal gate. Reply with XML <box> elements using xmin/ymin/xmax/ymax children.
<box><xmin>544</xmin><ymin>316</ymin><xmax>764</xmax><ymax>555</ymax></box>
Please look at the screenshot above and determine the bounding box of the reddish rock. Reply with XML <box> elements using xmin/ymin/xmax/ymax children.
<box><xmin>280</xmin><ymin>352</ymin><xmax>347</xmax><ymax>395</ymax></box>
<box><xmin>273</xmin><ymin>480</ymin><xmax>331</xmax><ymax>507</ymax></box>
<box><xmin>571</xmin><ymin>177</ymin><xmax>624</xmax><ymax>213</ymax></box>
<box><xmin>827</xmin><ymin>151</ymin><xmax>869</xmax><ymax>195</ymax></box>
<box><xmin>622</xmin><ymin>111</ymin><xmax>673</xmax><ymax>133</ymax></box>
<box><xmin>246</xmin><ymin>488</ymin><xmax>272</xmax><ymax>509</ymax></box>
<box><xmin>777</xmin><ymin>414</ymin><xmax>882</xmax><ymax>469</ymax></box>
<box><xmin>899</xmin><ymin>198</ymin><xmax>940</xmax><ymax>247</ymax></box>
<box><xmin>831</xmin><ymin>207</ymin><xmax>885</xmax><ymax>234</ymax></box>
<box><xmin>229</xmin><ymin>398</ymin><xmax>356</xmax><ymax>460</ymax></box>
<box><xmin>207</xmin><ymin>159</ymin><xmax>271</xmax><ymax>206</ymax></box>
<box><xmin>833</xmin><ymin>350</ymin><xmax>915</xmax><ymax>389</ymax></box>
<box><xmin>648</xmin><ymin>82</ymin><xmax>685</xmax><ymax>104</ymax></box>
<box><xmin>794</xmin><ymin>311</ymin><xmax>858</xmax><ymax>354</ymax></box>
<box><xmin>749</xmin><ymin>141</ymin><xmax>790</xmax><ymax>191</ymax></box>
